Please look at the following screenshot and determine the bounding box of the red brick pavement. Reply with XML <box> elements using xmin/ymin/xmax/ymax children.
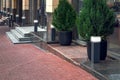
<box><xmin>0</xmin><ymin>26</ymin><xmax>98</xmax><ymax>80</ymax></box>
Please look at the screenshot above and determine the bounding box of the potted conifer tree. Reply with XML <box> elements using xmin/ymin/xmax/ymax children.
<box><xmin>76</xmin><ymin>0</ymin><xmax>115</xmax><ymax>60</ymax></box>
<box><xmin>52</xmin><ymin>0</ymin><xmax>76</xmax><ymax>45</ymax></box>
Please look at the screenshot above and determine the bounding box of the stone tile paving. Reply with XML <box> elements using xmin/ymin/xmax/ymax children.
<box><xmin>47</xmin><ymin>43</ymin><xmax>87</xmax><ymax>60</ymax></box>
<box><xmin>0</xmin><ymin>26</ymin><xmax>97</xmax><ymax>80</ymax></box>
<box><xmin>48</xmin><ymin>43</ymin><xmax>120</xmax><ymax>80</ymax></box>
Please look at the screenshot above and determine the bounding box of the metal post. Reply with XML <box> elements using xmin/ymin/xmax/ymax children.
<box><xmin>22</xmin><ymin>16</ymin><xmax>26</xmax><ymax>26</ymax></box>
<box><xmin>8</xmin><ymin>13</ymin><xmax>13</xmax><ymax>27</ymax></box>
<box><xmin>90</xmin><ymin>36</ymin><xmax>101</xmax><ymax>64</ymax></box>
<box><xmin>0</xmin><ymin>10</ymin><xmax>1</xmax><ymax>15</ymax></box>
<box><xmin>8</xmin><ymin>16</ymin><xmax>11</xmax><ymax>27</ymax></box>
<box><xmin>7</xmin><ymin>12</ymin><xmax>10</xmax><ymax>17</ymax></box>
<box><xmin>10</xmin><ymin>13</ymin><xmax>13</xmax><ymax>27</ymax></box>
<box><xmin>1</xmin><ymin>10</ymin><xmax>3</xmax><ymax>15</ymax></box>
<box><xmin>51</xmin><ymin>28</ymin><xmax>56</xmax><ymax>41</ymax></box>
<box><xmin>51</xmin><ymin>25</ymin><xmax>56</xmax><ymax>41</ymax></box>
<box><xmin>4</xmin><ymin>11</ymin><xmax>6</xmax><ymax>16</ymax></box>
<box><xmin>2</xmin><ymin>10</ymin><xmax>3</xmax><ymax>16</ymax></box>
<box><xmin>34</xmin><ymin>20</ymin><xmax>38</xmax><ymax>32</ymax></box>
<box><xmin>16</xmin><ymin>14</ymin><xmax>19</xmax><ymax>23</ymax></box>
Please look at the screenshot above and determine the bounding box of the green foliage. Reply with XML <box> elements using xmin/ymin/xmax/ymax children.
<box><xmin>52</xmin><ymin>0</ymin><xmax>76</xmax><ymax>31</ymax></box>
<box><xmin>76</xmin><ymin>0</ymin><xmax>115</xmax><ymax>41</ymax></box>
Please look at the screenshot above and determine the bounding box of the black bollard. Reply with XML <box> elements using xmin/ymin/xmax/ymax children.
<box><xmin>90</xmin><ymin>36</ymin><xmax>101</xmax><ymax>63</ymax></box>
<box><xmin>8</xmin><ymin>17</ymin><xmax>11</xmax><ymax>27</ymax></box>
<box><xmin>51</xmin><ymin>28</ymin><xmax>56</xmax><ymax>41</ymax></box>
<box><xmin>22</xmin><ymin>16</ymin><xmax>26</xmax><ymax>26</ymax></box>
<box><xmin>7</xmin><ymin>12</ymin><xmax>10</xmax><ymax>17</ymax></box>
<box><xmin>0</xmin><ymin>10</ymin><xmax>1</xmax><ymax>15</ymax></box>
<box><xmin>1</xmin><ymin>10</ymin><xmax>3</xmax><ymax>16</ymax></box>
<box><xmin>4</xmin><ymin>11</ymin><xmax>7</xmax><ymax>16</ymax></box>
<box><xmin>16</xmin><ymin>14</ymin><xmax>19</xmax><ymax>23</ymax></box>
<box><xmin>34</xmin><ymin>20</ymin><xmax>38</xmax><ymax>32</ymax></box>
<box><xmin>10</xmin><ymin>14</ymin><xmax>13</xmax><ymax>27</ymax></box>
<box><xmin>3</xmin><ymin>11</ymin><xmax>5</xmax><ymax>16</ymax></box>
<box><xmin>8</xmin><ymin>13</ymin><xmax>13</xmax><ymax>27</ymax></box>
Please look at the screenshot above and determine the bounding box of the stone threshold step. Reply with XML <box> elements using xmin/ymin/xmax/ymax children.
<box><xmin>6</xmin><ymin>32</ymin><xmax>32</xmax><ymax>44</ymax></box>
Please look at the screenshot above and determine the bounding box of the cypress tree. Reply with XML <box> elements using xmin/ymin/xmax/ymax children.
<box><xmin>76</xmin><ymin>0</ymin><xmax>115</xmax><ymax>41</ymax></box>
<box><xmin>52</xmin><ymin>0</ymin><xmax>76</xmax><ymax>31</ymax></box>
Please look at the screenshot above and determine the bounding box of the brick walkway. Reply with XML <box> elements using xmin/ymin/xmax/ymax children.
<box><xmin>0</xmin><ymin>26</ymin><xmax>97</xmax><ymax>80</ymax></box>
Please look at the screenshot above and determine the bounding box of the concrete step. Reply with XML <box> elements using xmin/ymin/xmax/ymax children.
<box><xmin>15</xmin><ymin>27</ymin><xmax>32</xmax><ymax>37</ymax></box>
<box><xmin>6</xmin><ymin>32</ymin><xmax>32</xmax><ymax>44</ymax></box>
<box><xmin>11</xmin><ymin>29</ymin><xmax>31</xmax><ymax>41</ymax></box>
<box><xmin>15</xmin><ymin>26</ymin><xmax>46</xmax><ymax>37</ymax></box>
<box><xmin>6</xmin><ymin>26</ymin><xmax>47</xmax><ymax>44</ymax></box>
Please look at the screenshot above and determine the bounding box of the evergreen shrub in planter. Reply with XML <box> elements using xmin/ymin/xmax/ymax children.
<box><xmin>52</xmin><ymin>0</ymin><xmax>76</xmax><ymax>45</ymax></box>
<box><xmin>76</xmin><ymin>0</ymin><xmax>115</xmax><ymax>60</ymax></box>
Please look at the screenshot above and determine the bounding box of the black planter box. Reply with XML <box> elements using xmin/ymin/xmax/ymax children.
<box><xmin>59</xmin><ymin>31</ymin><xmax>72</xmax><ymax>46</ymax></box>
